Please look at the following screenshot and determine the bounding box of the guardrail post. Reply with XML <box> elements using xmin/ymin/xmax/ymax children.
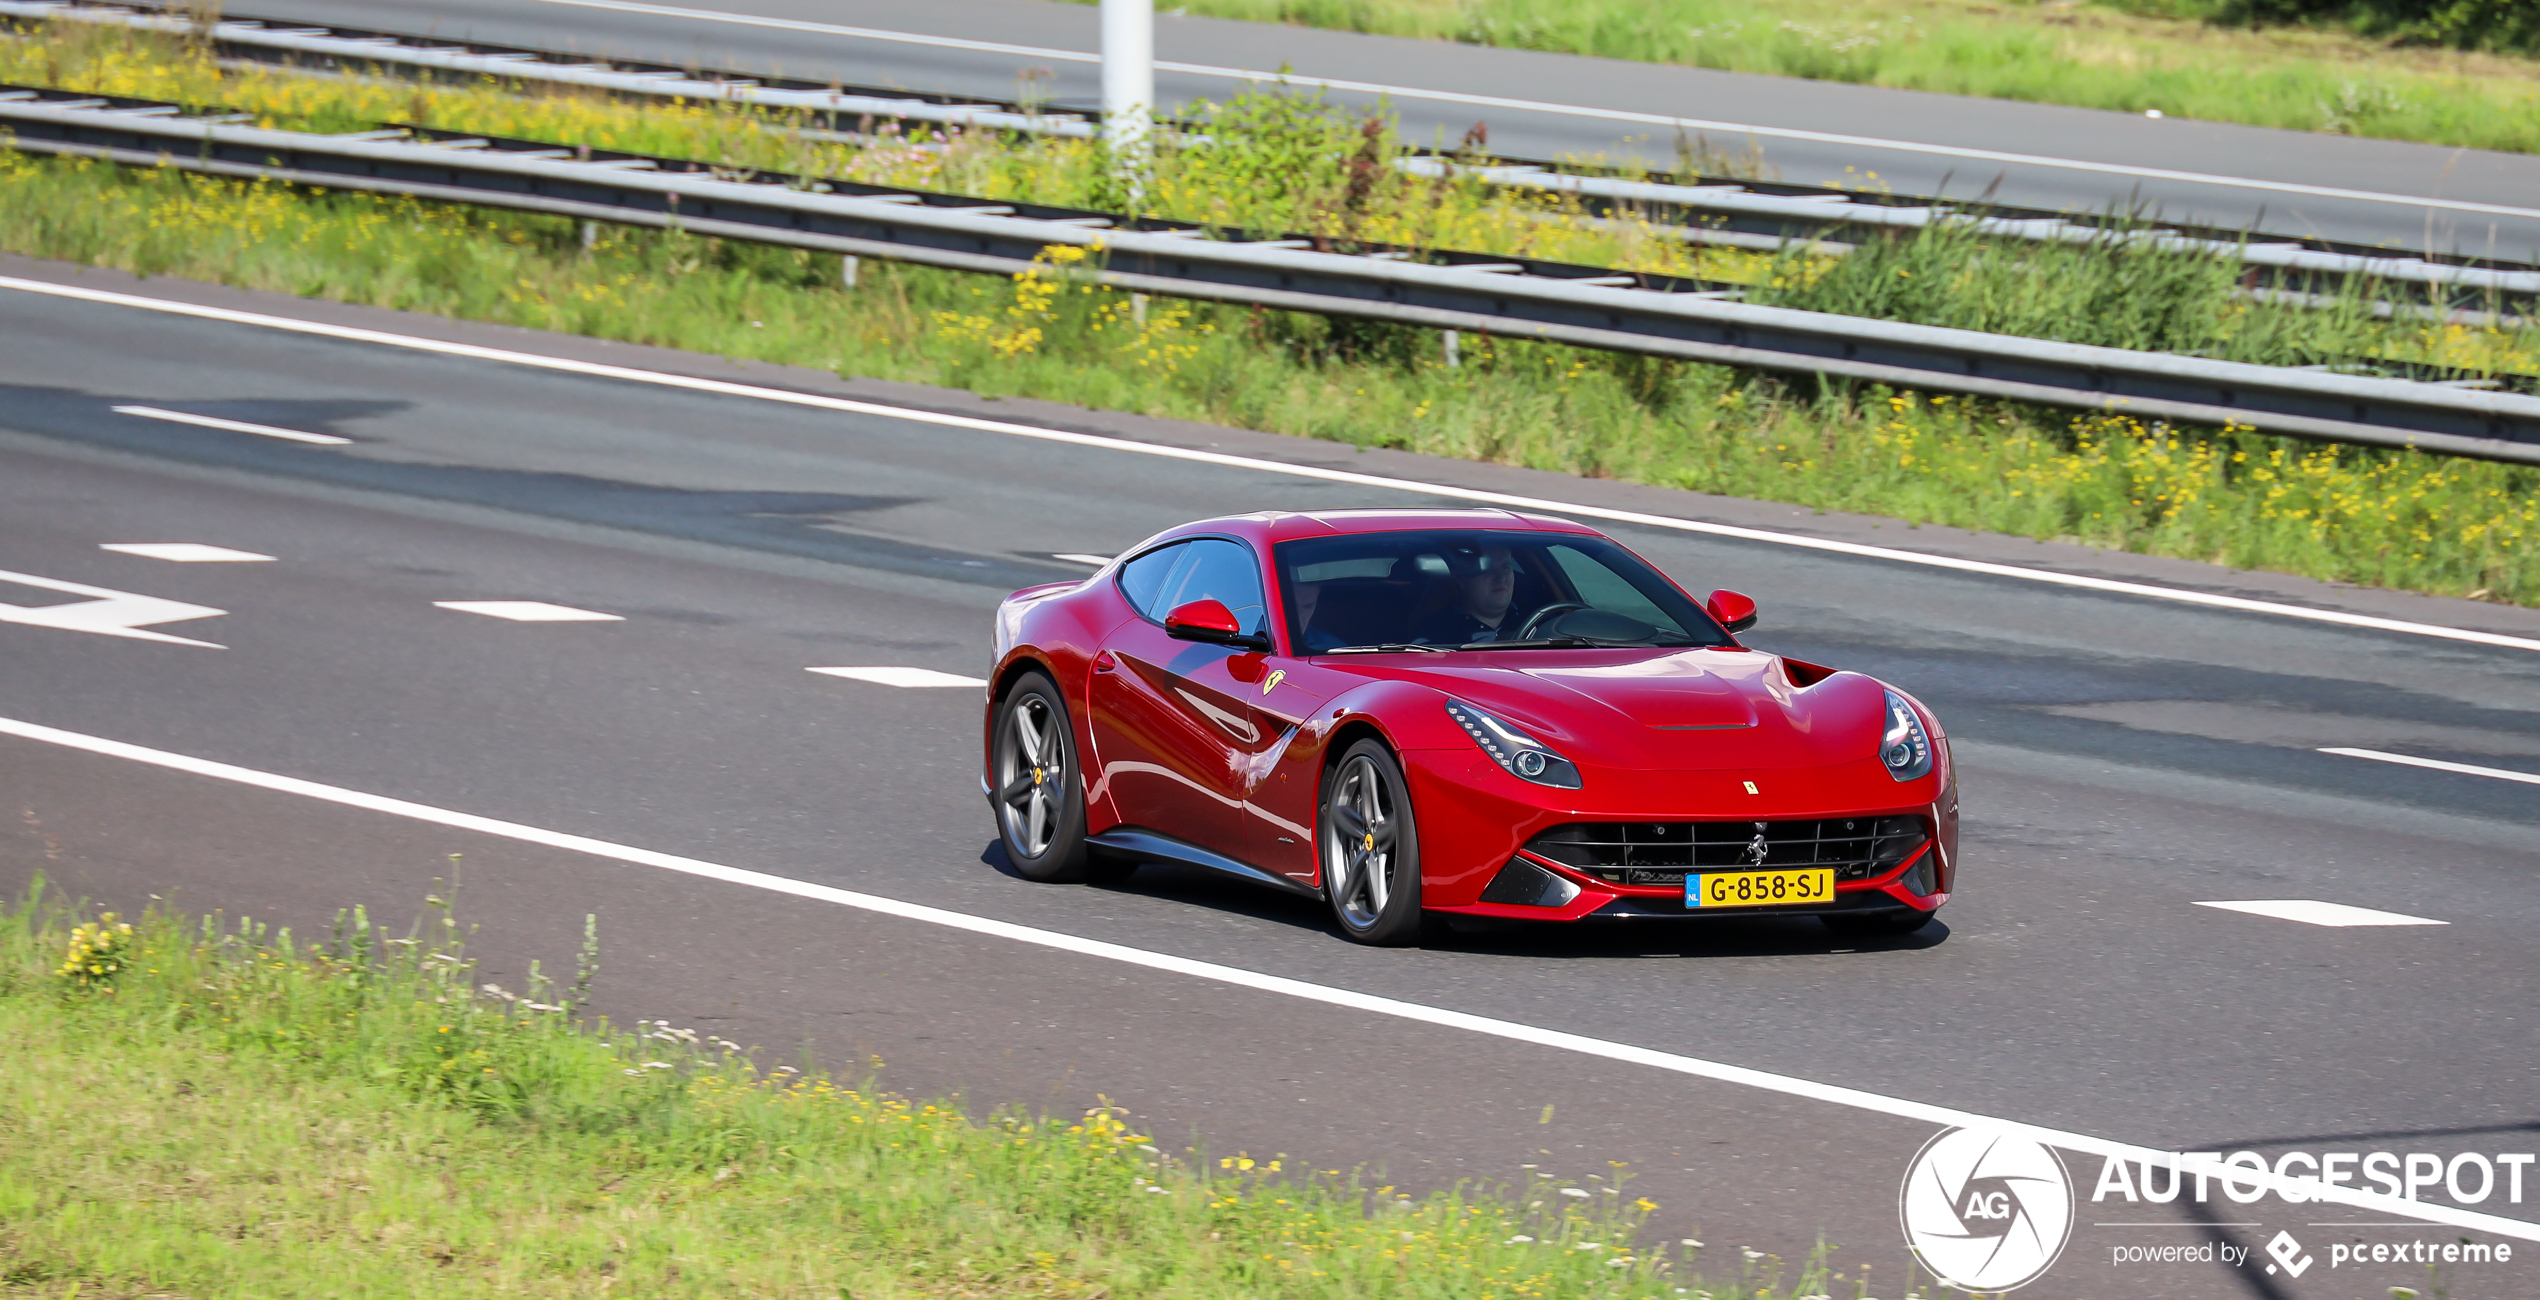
<box><xmin>1101</xmin><ymin>0</ymin><xmax>1154</xmax><ymax>198</ymax></box>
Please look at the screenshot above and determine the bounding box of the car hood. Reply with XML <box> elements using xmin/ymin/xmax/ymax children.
<box><xmin>1347</xmin><ymin>647</ymin><xmax>1889</xmax><ymax>772</ymax></box>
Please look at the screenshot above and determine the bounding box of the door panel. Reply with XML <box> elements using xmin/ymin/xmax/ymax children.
<box><xmin>1091</xmin><ymin>623</ymin><xmax>1261</xmax><ymax>858</ymax></box>
<box><xmin>1086</xmin><ymin>537</ymin><xmax>1273</xmax><ymax>862</ymax></box>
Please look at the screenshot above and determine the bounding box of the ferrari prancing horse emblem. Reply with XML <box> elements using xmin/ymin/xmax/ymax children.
<box><xmin>1742</xmin><ymin>780</ymin><xmax>1760</xmax><ymax>794</ymax></box>
<box><xmin>1261</xmin><ymin>669</ymin><xmax>1286</xmax><ymax>696</ymax></box>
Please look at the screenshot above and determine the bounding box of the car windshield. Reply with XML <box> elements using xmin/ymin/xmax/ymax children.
<box><xmin>1274</xmin><ymin>529</ymin><xmax>1733</xmax><ymax>653</ymax></box>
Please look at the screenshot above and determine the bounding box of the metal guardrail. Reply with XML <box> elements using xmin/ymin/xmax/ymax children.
<box><xmin>9</xmin><ymin>0</ymin><xmax>2536</xmax><ymax>315</ymax></box>
<box><xmin>4</xmin><ymin>84</ymin><xmax>2539</xmax><ymax>464</ymax></box>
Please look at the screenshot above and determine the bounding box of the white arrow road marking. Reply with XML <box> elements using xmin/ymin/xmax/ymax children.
<box><xmin>0</xmin><ymin>569</ymin><xmax>226</xmax><ymax>648</ymax></box>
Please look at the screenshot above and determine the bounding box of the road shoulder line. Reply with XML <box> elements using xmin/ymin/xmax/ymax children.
<box><xmin>0</xmin><ymin>711</ymin><xmax>2530</xmax><ymax>1242</ymax></box>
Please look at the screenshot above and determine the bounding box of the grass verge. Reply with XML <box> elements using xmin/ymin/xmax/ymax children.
<box><xmin>1080</xmin><ymin>0</ymin><xmax>2540</xmax><ymax>156</ymax></box>
<box><xmin>0</xmin><ymin>886</ymin><xmax>1851</xmax><ymax>1298</ymax></box>
<box><xmin>3</xmin><ymin>146</ymin><xmax>2535</xmax><ymax>607</ymax></box>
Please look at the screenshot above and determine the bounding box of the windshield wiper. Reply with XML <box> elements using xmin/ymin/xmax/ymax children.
<box><xmin>1324</xmin><ymin>641</ymin><xmax>1452</xmax><ymax>654</ymax></box>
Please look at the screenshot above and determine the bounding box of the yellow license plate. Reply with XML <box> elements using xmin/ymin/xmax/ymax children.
<box><xmin>1687</xmin><ymin>868</ymin><xmax>1835</xmax><ymax>908</ymax></box>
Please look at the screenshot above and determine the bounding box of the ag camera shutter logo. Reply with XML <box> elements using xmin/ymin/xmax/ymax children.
<box><xmin>1898</xmin><ymin>1127</ymin><xmax>2076</xmax><ymax>1291</ymax></box>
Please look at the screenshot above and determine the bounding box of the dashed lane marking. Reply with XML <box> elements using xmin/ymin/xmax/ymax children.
<box><xmin>0</xmin><ymin>712</ymin><xmax>2528</xmax><ymax>1243</ymax></box>
<box><xmin>2319</xmin><ymin>747</ymin><xmax>2540</xmax><ymax>787</ymax></box>
<box><xmin>112</xmin><ymin>404</ymin><xmax>351</xmax><ymax>446</ymax></box>
<box><xmin>13</xmin><ymin>276</ymin><xmax>2540</xmax><ymax>658</ymax></box>
<box><xmin>2193</xmin><ymin>900</ymin><xmax>2448</xmax><ymax>928</ymax></box>
<box><xmin>808</xmin><ymin>666</ymin><xmax>991</xmax><ymax>688</ymax></box>
<box><xmin>0</xmin><ymin>569</ymin><xmax>225</xmax><ymax>648</ymax></box>
<box><xmin>433</xmin><ymin>600</ymin><xmax>624</xmax><ymax>622</ymax></box>
<box><xmin>1050</xmin><ymin>553</ymin><xmax>1114</xmax><ymax>568</ymax></box>
<box><xmin>100</xmin><ymin>543</ymin><xmax>276</xmax><ymax>563</ymax></box>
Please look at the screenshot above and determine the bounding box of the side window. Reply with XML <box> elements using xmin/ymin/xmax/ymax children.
<box><xmin>1549</xmin><ymin>544</ymin><xmax>1671</xmax><ymax>627</ymax></box>
<box><xmin>1158</xmin><ymin>538</ymin><xmax>1268</xmax><ymax>633</ymax></box>
<box><xmin>1116</xmin><ymin>543</ymin><xmax>1189</xmax><ymax>620</ymax></box>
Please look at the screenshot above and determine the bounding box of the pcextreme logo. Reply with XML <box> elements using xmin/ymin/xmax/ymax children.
<box><xmin>1898</xmin><ymin>1127</ymin><xmax>2076</xmax><ymax>1291</ymax></box>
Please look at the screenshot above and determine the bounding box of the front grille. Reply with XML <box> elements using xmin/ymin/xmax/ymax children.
<box><xmin>1526</xmin><ymin>816</ymin><xmax>1927</xmax><ymax>885</ymax></box>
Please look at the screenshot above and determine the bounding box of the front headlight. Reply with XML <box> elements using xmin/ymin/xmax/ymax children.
<box><xmin>1444</xmin><ymin>699</ymin><xmax>1582</xmax><ymax>789</ymax></box>
<box><xmin>1881</xmin><ymin>690</ymin><xmax>1934</xmax><ymax>782</ymax></box>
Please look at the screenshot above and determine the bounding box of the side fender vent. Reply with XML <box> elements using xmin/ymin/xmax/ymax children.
<box><xmin>1781</xmin><ymin>655</ymin><xmax>1839</xmax><ymax>687</ymax></box>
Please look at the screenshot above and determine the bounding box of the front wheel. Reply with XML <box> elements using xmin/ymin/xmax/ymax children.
<box><xmin>1319</xmin><ymin>739</ymin><xmax>1425</xmax><ymax>946</ymax></box>
<box><xmin>991</xmin><ymin>671</ymin><xmax>1097</xmax><ymax>882</ymax></box>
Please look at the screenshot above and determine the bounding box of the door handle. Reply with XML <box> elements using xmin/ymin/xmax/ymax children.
<box><xmin>1092</xmin><ymin>650</ymin><xmax>1118</xmax><ymax>672</ymax></box>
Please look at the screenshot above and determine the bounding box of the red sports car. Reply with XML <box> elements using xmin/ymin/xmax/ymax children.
<box><xmin>981</xmin><ymin>509</ymin><xmax>1956</xmax><ymax>945</ymax></box>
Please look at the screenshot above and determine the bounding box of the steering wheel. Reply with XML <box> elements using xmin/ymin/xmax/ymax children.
<box><xmin>1511</xmin><ymin>602</ymin><xmax>1590</xmax><ymax>640</ymax></box>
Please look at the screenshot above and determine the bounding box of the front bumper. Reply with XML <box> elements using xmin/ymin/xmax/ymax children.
<box><xmin>1405</xmin><ymin>750</ymin><xmax>1954</xmax><ymax>922</ymax></box>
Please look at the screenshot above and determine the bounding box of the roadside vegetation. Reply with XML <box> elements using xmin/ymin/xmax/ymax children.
<box><xmin>0</xmin><ymin>885</ymin><xmax>1851</xmax><ymax>1298</ymax></box>
<box><xmin>0</xmin><ymin>18</ymin><xmax>2535</xmax><ymax>607</ymax></box>
<box><xmin>1099</xmin><ymin>0</ymin><xmax>2540</xmax><ymax>155</ymax></box>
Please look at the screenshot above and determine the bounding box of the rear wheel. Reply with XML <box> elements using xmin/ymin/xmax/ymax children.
<box><xmin>992</xmin><ymin>671</ymin><xmax>1100</xmax><ymax>883</ymax></box>
<box><xmin>1320</xmin><ymin>739</ymin><xmax>1425</xmax><ymax>946</ymax></box>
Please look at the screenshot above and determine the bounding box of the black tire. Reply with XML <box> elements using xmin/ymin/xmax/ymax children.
<box><xmin>991</xmin><ymin>671</ymin><xmax>1097</xmax><ymax>883</ymax></box>
<box><xmin>1821</xmin><ymin>908</ymin><xmax>1936</xmax><ymax>937</ymax></box>
<box><xmin>1318</xmin><ymin>738</ymin><xmax>1426</xmax><ymax>946</ymax></box>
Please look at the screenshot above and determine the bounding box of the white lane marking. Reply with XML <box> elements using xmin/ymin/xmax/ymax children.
<box><xmin>0</xmin><ymin>569</ymin><xmax>225</xmax><ymax>648</ymax></box>
<box><xmin>0</xmin><ymin>712</ymin><xmax>2529</xmax><ymax>1244</ymax></box>
<box><xmin>433</xmin><ymin>600</ymin><xmax>624</xmax><ymax>622</ymax></box>
<box><xmin>2320</xmin><ymin>746</ymin><xmax>2540</xmax><ymax>787</ymax></box>
<box><xmin>112</xmin><ymin>404</ymin><xmax>352</xmax><ymax>446</ymax></box>
<box><xmin>807</xmin><ymin>665</ymin><xmax>991</xmax><ymax>688</ymax></box>
<box><xmin>100</xmin><ymin>543</ymin><xmax>276</xmax><ymax>563</ymax></box>
<box><xmin>11</xmin><ymin>275</ymin><xmax>2539</xmax><ymax>658</ymax></box>
<box><xmin>1050</xmin><ymin>553</ymin><xmax>1114</xmax><ymax>567</ymax></box>
<box><xmin>2194</xmin><ymin>899</ymin><xmax>2449</xmax><ymax>928</ymax></box>
<box><xmin>515</xmin><ymin>0</ymin><xmax>2540</xmax><ymax>222</ymax></box>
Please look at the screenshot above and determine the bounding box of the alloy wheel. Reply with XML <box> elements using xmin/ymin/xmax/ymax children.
<box><xmin>998</xmin><ymin>693</ymin><xmax>1063</xmax><ymax>859</ymax></box>
<box><xmin>1323</xmin><ymin>753</ymin><xmax>1399</xmax><ymax>929</ymax></box>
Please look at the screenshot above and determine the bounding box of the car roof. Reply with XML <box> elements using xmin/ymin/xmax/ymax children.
<box><xmin>1149</xmin><ymin>508</ymin><xmax>1604</xmax><ymax>549</ymax></box>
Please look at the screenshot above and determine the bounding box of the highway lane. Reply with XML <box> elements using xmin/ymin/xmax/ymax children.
<box><xmin>247</xmin><ymin>0</ymin><xmax>2540</xmax><ymax>258</ymax></box>
<box><xmin>3</xmin><ymin>259</ymin><xmax>2538</xmax><ymax>1294</ymax></box>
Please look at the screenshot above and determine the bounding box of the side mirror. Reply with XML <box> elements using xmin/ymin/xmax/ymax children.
<box><xmin>1706</xmin><ymin>589</ymin><xmax>1758</xmax><ymax>635</ymax></box>
<box><xmin>1164</xmin><ymin>599</ymin><xmax>1271</xmax><ymax>652</ymax></box>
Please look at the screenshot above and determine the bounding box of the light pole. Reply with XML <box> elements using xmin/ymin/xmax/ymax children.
<box><xmin>1100</xmin><ymin>0</ymin><xmax>1153</xmax><ymax>197</ymax></box>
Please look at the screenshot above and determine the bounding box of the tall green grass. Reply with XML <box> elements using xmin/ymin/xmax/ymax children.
<box><xmin>5</xmin><ymin>884</ymin><xmax>1827</xmax><ymax>1297</ymax></box>
<box><xmin>1752</xmin><ymin>220</ymin><xmax>2392</xmax><ymax>365</ymax></box>
<box><xmin>2149</xmin><ymin>0</ymin><xmax>2540</xmax><ymax>55</ymax></box>
<box><xmin>1</xmin><ymin>150</ymin><xmax>2532</xmax><ymax>606</ymax></box>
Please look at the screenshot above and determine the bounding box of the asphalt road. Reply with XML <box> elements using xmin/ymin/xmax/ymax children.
<box><xmin>3</xmin><ymin>255</ymin><xmax>2538</xmax><ymax>1297</ymax></box>
<box><xmin>234</xmin><ymin>0</ymin><xmax>2540</xmax><ymax>258</ymax></box>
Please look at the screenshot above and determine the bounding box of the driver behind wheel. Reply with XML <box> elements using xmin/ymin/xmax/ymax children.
<box><xmin>1417</xmin><ymin>546</ymin><xmax>1525</xmax><ymax>644</ymax></box>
